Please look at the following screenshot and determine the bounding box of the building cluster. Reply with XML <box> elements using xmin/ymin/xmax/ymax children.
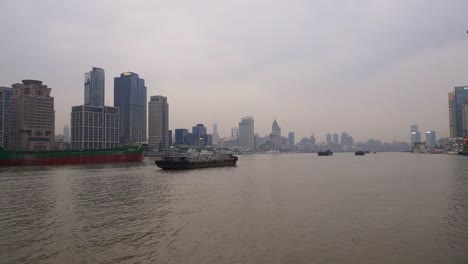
<box><xmin>0</xmin><ymin>67</ymin><xmax>170</xmax><ymax>152</ymax></box>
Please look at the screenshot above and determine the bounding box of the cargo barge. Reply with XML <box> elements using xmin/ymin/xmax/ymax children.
<box><xmin>0</xmin><ymin>144</ymin><xmax>145</xmax><ymax>166</ymax></box>
<box><xmin>156</xmin><ymin>154</ymin><xmax>238</xmax><ymax>170</ymax></box>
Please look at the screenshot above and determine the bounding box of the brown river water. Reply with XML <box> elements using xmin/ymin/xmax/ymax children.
<box><xmin>0</xmin><ymin>153</ymin><xmax>467</xmax><ymax>263</ymax></box>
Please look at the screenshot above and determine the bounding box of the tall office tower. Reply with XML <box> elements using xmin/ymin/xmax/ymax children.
<box><xmin>326</xmin><ymin>133</ymin><xmax>332</xmax><ymax>145</ymax></box>
<box><xmin>288</xmin><ymin>132</ymin><xmax>295</xmax><ymax>149</ymax></box>
<box><xmin>270</xmin><ymin>119</ymin><xmax>282</xmax><ymax>150</ymax></box>
<box><xmin>63</xmin><ymin>125</ymin><xmax>70</xmax><ymax>143</ymax></box>
<box><xmin>410</xmin><ymin>124</ymin><xmax>421</xmax><ymax>145</ymax></box>
<box><xmin>212</xmin><ymin>122</ymin><xmax>220</xmax><ymax>145</ymax></box>
<box><xmin>192</xmin><ymin>124</ymin><xmax>207</xmax><ymax>147</ymax></box>
<box><xmin>148</xmin><ymin>95</ymin><xmax>169</xmax><ymax>151</ymax></box>
<box><xmin>451</xmin><ymin>86</ymin><xmax>468</xmax><ymax>137</ymax></box>
<box><xmin>0</xmin><ymin>87</ymin><xmax>13</xmax><ymax>148</ymax></box>
<box><xmin>332</xmin><ymin>133</ymin><xmax>339</xmax><ymax>145</ymax></box>
<box><xmin>231</xmin><ymin>127</ymin><xmax>239</xmax><ymax>138</ymax></box>
<box><xmin>174</xmin><ymin>128</ymin><xmax>189</xmax><ymax>145</ymax></box>
<box><xmin>238</xmin><ymin>116</ymin><xmax>255</xmax><ymax>150</ymax></box>
<box><xmin>425</xmin><ymin>131</ymin><xmax>436</xmax><ymax>148</ymax></box>
<box><xmin>84</xmin><ymin>67</ymin><xmax>105</xmax><ymax>106</ymax></box>
<box><xmin>9</xmin><ymin>80</ymin><xmax>55</xmax><ymax>151</ymax></box>
<box><xmin>340</xmin><ymin>132</ymin><xmax>349</xmax><ymax>145</ymax></box>
<box><xmin>70</xmin><ymin>105</ymin><xmax>119</xmax><ymax>149</ymax></box>
<box><xmin>448</xmin><ymin>92</ymin><xmax>455</xmax><ymax>137</ymax></box>
<box><xmin>114</xmin><ymin>72</ymin><xmax>147</xmax><ymax>144</ymax></box>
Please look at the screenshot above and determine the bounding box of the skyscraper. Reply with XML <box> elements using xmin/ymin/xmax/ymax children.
<box><xmin>192</xmin><ymin>124</ymin><xmax>207</xmax><ymax>147</ymax></box>
<box><xmin>238</xmin><ymin>116</ymin><xmax>255</xmax><ymax>150</ymax></box>
<box><xmin>288</xmin><ymin>132</ymin><xmax>295</xmax><ymax>149</ymax></box>
<box><xmin>84</xmin><ymin>67</ymin><xmax>105</xmax><ymax>107</ymax></box>
<box><xmin>410</xmin><ymin>124</ymin><xmax>421</xmax><ymax>145</ymax></box>
<box><xmin>450</xmin><ymin>86</ymin><xmax>468</xmax><ymax>137</ymax></box>
<box><xmin>0</xmin><ymin>87</ymin><xmax>13</xmax><ymax>148</ymax></box>
<box><xmin>333</xmin><ymin>133</ymin><xmax>339</xmax><ymax>145</ymax></box>
<box><xmin>63</xmin><ymin>125</ymin><xmax>70</xmax><ymax>143</ymax></box>
<box><xmin>9</xmin><ymin>80</ymin><xmax>55</xmax><ymax>151</ymax></box>
<box><xmin>326</xmin><ymin>133</ymin><xmax>332</xmax><ymax>145</ymax></box>
<box><xmin>114</xmin><ymin>72</ymin><xmax>147</xmax><ymax>144</ymax></box>
<box><xmin>212</xmin><ymin>122</ymin><xmax>220</xmax><ymax>145</ymax></box>
<box><xmin>174</xmin><ymin>128</ymin><xmax>188</xmax><ymax>145</ymax></box>
<box><xmin>270</xmin><ymin>119</ymin><xmax>282</xmax><ymax>150</ymax></box>
<box><xmin>425</xmin><ymin>131</ymin><xmax>436</xmax><ymax>148</ymax></box>
<box><xmin>448</xmin><ymin>92</ymin><xmax>455</xmax><ymax>137</ymax></box>
<box><xmin>231</xmin><ymin>127</ymin><xmax>239</xmax><ymax>138</ymax></box>
<box><xmin>148</xmin><ymin>95</ymin><xmax>169</xmax><ymax>151</ymax></box>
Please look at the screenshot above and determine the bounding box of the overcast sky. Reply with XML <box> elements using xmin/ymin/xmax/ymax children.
<box><xmin>1</xmin><ymin>0</ymin><xmax>467</xmax><ymax>142</ymax></box>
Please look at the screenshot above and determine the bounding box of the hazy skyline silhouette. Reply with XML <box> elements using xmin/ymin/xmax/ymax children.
<box><xmin>1</xmin><ymin>0</ymin><xmax>467</xmax><ymax>142</ymax></box>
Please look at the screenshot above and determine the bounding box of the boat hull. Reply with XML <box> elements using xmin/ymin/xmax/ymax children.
<box><xmin>156</xmin><ymin>158</ymin><xmax>237</xmax><ymax>170</ymax></box>
<box><xmin>0</xmin><ymin>145</ymin><xmax>145</xmax><ymax>167</ymax></box>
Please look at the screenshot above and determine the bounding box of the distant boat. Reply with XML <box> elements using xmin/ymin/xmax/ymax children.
<box><xmin>317</xmin><ymin>150</ymin><xmax>333</xmax><ymax>156</ymax></box>
<box><xmin>355</xmin><ymin>151</ymin><xmax>365</xmax><ymax>156</ymax></box>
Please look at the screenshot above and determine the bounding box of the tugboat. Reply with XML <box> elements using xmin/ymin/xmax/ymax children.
<box><xmin>317</xmin><ymin>150</ymin><xmax>333</xmax><ymax>156</ymax></box>
<box><xmin>458</xmin><ymin>134</ymin><xmax>468</xmax><ymax>156</ymax></box>
<box><xmin>155</xmin><ymin>154</ymin><xmax>238</xmax><ymax>170</ymax></box>
<box><xmin>355</xmin><ymin>151</ymin><xmax>365</xmax><ymax>156</ymax></box>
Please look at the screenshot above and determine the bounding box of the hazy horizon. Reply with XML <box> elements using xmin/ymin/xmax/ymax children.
<box><xmin>2</xmin><ymin>0</ymin><xmax>468</xmax><ymax>143</ymax></box>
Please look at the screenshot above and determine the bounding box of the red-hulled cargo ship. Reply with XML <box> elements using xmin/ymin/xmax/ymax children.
<box><xmin>0</xmin><ymin>144</ymin><xmax>146</xmax><ymax>166</ymax></box>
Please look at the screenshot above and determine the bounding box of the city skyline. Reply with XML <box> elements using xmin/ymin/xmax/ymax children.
<box><xmin>2</xmin><ymin>1</ymin><xmax>468</xmax><ymax>142</ymax></box>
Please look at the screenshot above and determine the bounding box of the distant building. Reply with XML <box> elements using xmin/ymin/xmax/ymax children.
<box><xmin>332</xmin><ymin>133</ymin><xmax>339</xmax><ymax>145</ymax></box>
<box><xmin>9</xmin><ymin>80</ymin><xmax>55</xmax><ymax>151</ymax></box>
<box><xmin>270</xmin><ymin>120</ymin><xmax>282</xmax><ymax>150</ymax></box>
<box><xmin>425</xmin><ymin>131</ymin><xmax>436</xmax><ymax>148</ymax></box>
<box><xmin>212</xmin><ymin>123</ymin><xmax>220</xmax><ymax>145</ymax></box>
<box><xmin>63</xmin><ymin>125</ymin><xmax>70</xmax><ymax>143</ymax></box>
<box><xmin>175</xmin><ymin>128</ymin><xmax>189</xmax><ymax>145</ymax></box>
<box><xmin>238</xmin><ymin>116</ymin><xmax>255</xmax><ymax>150</ymax></box>
<box><xmin>326</xmin><ymin>133</ymin><xmax>332</xmax><ymax>145</ymax></box>
<box><xmin>84</xmin><ymin>67</ymin><xmax>105</xmax><ymax>107</ymax></box>
<box><xmin>219</xmin><ymin>137</ymin><xmax>238</xmax><ymax>148</ymax></box>
<box><xmin>448</xmin><ymin>92</ymin><xmax>456</xmax><ymax>137</ymax></box>
<box><xmin>148</xmin><ymin>95</ymin><xmax>169</xmax><ymax>151</ymax></box>
<box><xmin>70</xmin><ymin>105</ymin><xmax>119</xmax><ymax>149</ymax></box>
<box><xmin>288</xmin><ymin>132</ymin><xmax>295</xmax><ymax>150</ymax></box>
<box><xmin>410</xmin><ymin>124</ymin><xmax>421</xmax><ymax>146</ymax></box>
<box><xmin>0</xmin><ymin>87</ymin><xmax>13</xmax><ymax>148</ymax></box>
<box><xmin>192</xmin><ymin>124</ymin><xmax>208</xmax><ymax>147</ymax></box>
<box><xmin>231</xmin><ymin>127</ymin><xmax>239</xmax><ymax>138</ymax></box>
<box><xmin>114</xmin><ymin>72</ymin><xmax>147</xmax><ymax>144</ymax></box>
<box><xmin>450</xmin><ymin>86</ymin><xmax>468</xmax><ymax>137</ymax></box>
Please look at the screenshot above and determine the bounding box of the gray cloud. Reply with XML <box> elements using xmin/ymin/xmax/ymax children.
<box><xmin>1</xmin><ymin>0</ymin><xmax>467</xmax><ymax>142</ymax></box>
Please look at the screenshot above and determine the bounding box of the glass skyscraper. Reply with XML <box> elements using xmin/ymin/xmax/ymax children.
<box><xmin>84</xmin><ymin>67</ymin><xmax>105</xmax><ymax>106</ymax></box>
<box><xmin>114</xmin><ymin>72</ymin><xmax>147</xmax><ymax>144</ymax></box>
<box><xmin>451</xmin><ymin>86</ymin><xmax>468</xmax><ymax>137</ymax></box>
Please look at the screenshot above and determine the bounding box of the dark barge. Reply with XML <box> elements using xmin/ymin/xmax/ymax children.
<box><xmin>155</xmin><ymin>154</ymin><xmax>238</xmax><ymax>170</ymax></box>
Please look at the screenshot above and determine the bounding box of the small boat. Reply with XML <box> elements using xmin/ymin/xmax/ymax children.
<box><xmin>317</xmin><ymin>150</ymin><xmax>333</xmax><ymax>156</ymax></box>
<box><xmin>156</xmin><ymin>154</ymin><xmax>238</xmax><ymax>170</ymax></box>
<box><xmin>355</xmin><ymin>151</ymin><xmax>365</xmax><ymax>156</ymax></box>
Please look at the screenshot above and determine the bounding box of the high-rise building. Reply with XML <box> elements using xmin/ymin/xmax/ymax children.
<box><xmin>270</xmin><ymin>119</ymin><xmax>282</xmax><ymax>150</ymax></box>
<box><xmin>238</xmin><ymin>116</ymin><xmax>255</xmax><ymax>150</ymax></box>
<box><xmin>425</xmin><ymin>131</ymin><xmax>436</xmax><ymax>148</ymax></box>
<box><xmin>212</xmin><ymin>123</ymin><xmax>220</xmax><ymax>145</ymax></box>
<box><xmin>450</xmin><ymin>86</ymin><xmax>468</xmax><ymax>137</ymax></box>
<box><xmin>231</xmin><ymin>127</ymin><xmax>239</xmax><ymax>138</ymax></box>
<box><xmin>148</xmin><ymin>95</ymin><xmax>169</xmax><ymax>151</ymax></box>
<box><xmin>63</xmin><ymin>125</ymin><xmax>70</xmax><ymax>143</ymax></box>
<box><xmin>288</xmin><ymin>132</ymin><xmax>295</xmax><ymax>149</ymax></box>
<box><xmin>326</xmin><ymin>133</ymin><xmax>332</xmax><ymax>145</ymax></box>
<box><xmin>9</xmin><ymin>80</ymin><xmax>55</xmax><ymax>151</ymax></box>
<box><xmin>340</xmin><ymin>132</ymin><xmax>348</xmax><ymax>145</ymax></box>
<box><xmin>114</xmin><ymin>72</ymin><xmax>147</xmax><ymax>144</ymax></box>
<box><xmin>0</xmin><ymin>87</ymin><xmax>13</xmax><ymax>148</ymax></box>
<box><xmin>70</xmin><ymin>105</ymin><xmax>119</xmax><ymax>149</ymax></box>
<box><xmin>84</xmin><ymin>67</ymin><xmax>105</xmax><ymax>107</ymax></box>
<box><xmin>192</xmin><ymin>124</ymin><xmax>208</xmax><ymax>147</ymax></box>
<box><xmin>332</xmin><ymin>133</ymin><xmax>339</xmax><ymax>145</ymax></box>
<box><xmin>175</xmin><ymin>128</ymin><xmax>189</xmax><ymax>145</ymax></box>
<box><xmin>410</xmin><ymin>124</ymin><xmax>421</xmax><ymax>145</ymax></box>
<box><xmin>448</xmin><ymin>92</ymin><xmax>456</xmax><ymax>137</ymax></box>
